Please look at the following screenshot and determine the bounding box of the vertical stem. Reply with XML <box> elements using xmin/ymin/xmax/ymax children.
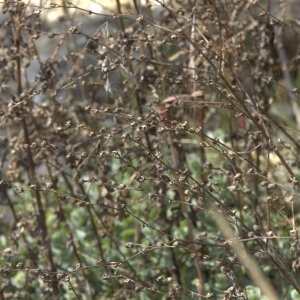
<box><xmin>13</xmin><ymin>11</ymin><xmax>58</xmax><ymax>294</ymax></box>
<box><xmin>115</xmin><ymin>0</ymin><xmax>153</xmax><ymax>153</ymax></box>
<box><xmin>115</xmin><ymin>0</ymin><xmax>125</xmax><ymax>31</ymax></box>
<box><xmin>167</xmin><ymin>133</ymin><xmax>206</xmax><ymax>295</ymax></box>
<box><xmin>188</xmin><ymin>1</ymin><xmax>206</xmax><ymax>167</ymax></box>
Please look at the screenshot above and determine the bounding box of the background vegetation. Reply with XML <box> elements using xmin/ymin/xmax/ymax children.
<box><xmin>0</xmin><ymin>0</ymin><xmax>299</xmax><ymax>299</ymax></box>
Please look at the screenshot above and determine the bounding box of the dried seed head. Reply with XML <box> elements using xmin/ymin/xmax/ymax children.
<box><xmin>69</xmin><ymin>26</ymin><xmax>78</xmax><ymax>34</ymax></box>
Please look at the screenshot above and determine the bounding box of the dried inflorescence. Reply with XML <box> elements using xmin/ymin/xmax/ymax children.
<box><xmin>0</xmin><ymin>0</ymin><xmax>299</xmax><ymax>299</ymax></box>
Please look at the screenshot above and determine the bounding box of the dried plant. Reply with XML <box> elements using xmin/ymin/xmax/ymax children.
<box><xmin>0</xmin><ymin>0</ymin><xmax>299</xmax><ymax>299</ymax></box>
